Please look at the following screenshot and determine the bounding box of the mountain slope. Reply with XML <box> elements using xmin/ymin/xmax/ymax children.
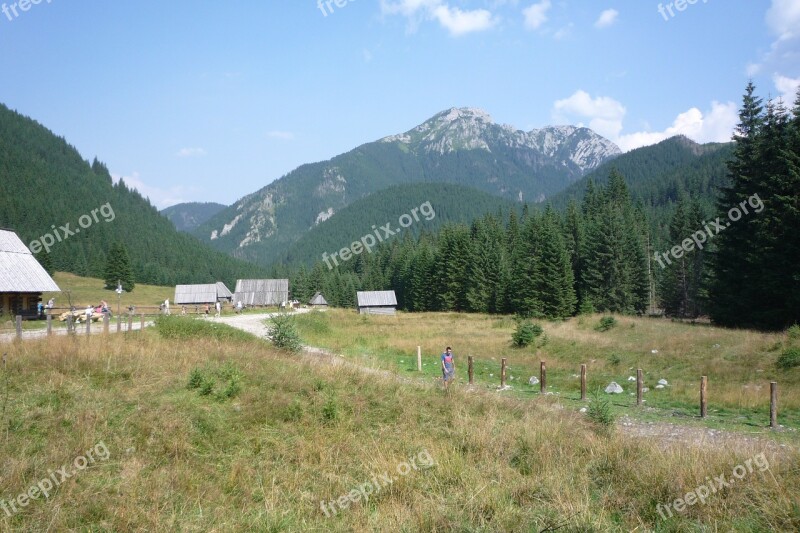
<box><xmin>281</xmin><ymin>183</ymin><xmax>518</xmax><ymax>266</ymax></box>
<box><xmin>194</xmin><ymin>107</ymin><xmax>621</xmax><ymax>265</ymax></box>
<box><xmin>0</xmin><ymin>103</ymin><xmax>266</xmax><ymax>287</ymax></box>
<box><xmin>162</xmin><ymin>202</ymin><xmax>227</xmax><ymax>232</ymax></box>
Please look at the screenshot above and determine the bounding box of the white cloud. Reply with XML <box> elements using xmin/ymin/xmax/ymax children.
<box><xmin>176</xmin><ymin>147</ymin><xmax>206</xmax><ymax>158</ymax></box>
<box><xmin>522</xmin><ymin>0</ymin><xmax>551</xmax><ymax>30</ymax></box>
<box><xmin>774</xmin><ymin>73</ymin><xmax>800</xmax><ymax>104</ymax></box>
<box><xmin>112</xmin><ymin>172</ymin><xmax>202</xmax><ymax>209</ymax></box>
<box><xmin>594</xmin><ymin>8</ymin><xmax>618</xmax><ymax>29</ymax></box>
<box><xmin>432</xmin><ymin>5</ymin><xmax>497</xmax><ymax>36</ymax></box>
<box><xmin>552</xmin><ymin>90</ymin><xmax>738</xmax><ymax>152</ymax></box>
<box><xmin>266</xmin><ymin>130</ymin><xmax>295</xmax><ymax>140</ymax></box>
<box><xmin>380</xmin><ymin>0</ymin><xmax>497</xmax><ymax>36</ymax></box>
<box><xmin>749</xmin><ymin>1</ymin><xmax>800</xmax><ymax>77</ymax></box>
<box><xmin>615</xmin><ymin>102</ymin><xmax>738</xmax><ymax>152</ymax></box>
<box><xmin>766</xmin><ymin>0</ymin><xmax>800</xmax><ymax>41</ymax></box>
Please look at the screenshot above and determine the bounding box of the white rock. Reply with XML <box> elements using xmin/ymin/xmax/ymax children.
<box><xmin>651</xmin><ymin>349</ymin><xmax>659</xmax><ymax>354</ymax></box>
<box><xmin>655</xmin><ymin>384</ymin><xmax>665</xmax><ymax>389</ymax></box>
<box><xmin>627</xmin><ymin>376</ymin><xmax>636</xmax><ymax>381</ymax></box>
<box><xmin>642</xmin><ymin>387</ymin><xmax>649</xmax><ymax>393</ymax></box>
<box><xmin>605</xmin><ymin>382</ymin><xmax>624</xmax><ymax>394</ymax></box>
<box><xmin>579</xmin><ymin>407</ymin><xmax>587</xmax><ymax>413</ymax></box>
<box><xmin>658</xmin><ymin>379</ymin><xmax>668</xmax><ymax>386</ymax></box>
<box><xmin>528</xmin><ymin>376</ymin><xmax>539</xmax><ymax>385</ymax></box>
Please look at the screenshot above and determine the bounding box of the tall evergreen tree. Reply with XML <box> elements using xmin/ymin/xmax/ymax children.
<box><xmin>104</xmin><ymin>242</ymin><xmax>135</xmax><ymax>292</ymax></box>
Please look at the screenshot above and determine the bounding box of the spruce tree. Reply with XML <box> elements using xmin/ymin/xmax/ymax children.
<box><xmin>104</xmin><ymin>242</ymin><xmax>135</xmax><ymax>291</ymax></box>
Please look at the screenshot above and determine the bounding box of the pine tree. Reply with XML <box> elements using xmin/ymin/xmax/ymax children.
<box><xmin>104</xmin><ymin>242</ymin><xmax>135</xmax><ymax>291</ymax></box>
<box><xmin>529</xmin><ymin>207</ymin><xmax>576</xmax><ymax>318</ymax></box>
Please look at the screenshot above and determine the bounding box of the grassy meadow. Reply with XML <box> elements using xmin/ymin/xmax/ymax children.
<box><xmin>0</xmin><ymin>313</ymin><xmax>797</xmax><ymax>531</ymax></box>
<box><xmin>292</xmin><ymin>310</ymin><xmax>800</xmax><ymax>436</ymax></box>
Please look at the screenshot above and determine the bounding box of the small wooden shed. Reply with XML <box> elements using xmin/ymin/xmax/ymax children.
<box><xmin>233</xmin><ymin>279</ymin><xmax>289</xmax><ymax>307</ymax></box>
<box><xmin>309</xmin><ymin>292</ymin><xmax>328</xmax><ymax>309</ymax></box>
<box><xmin>356</xmin><ymin>290</ymin><xmax>397</xmax><ymax>315</ymax></box>
<box><xmin>174</xmin><ymin>282</ymin><xmax>234</xmax><ymax>306</ymax></box>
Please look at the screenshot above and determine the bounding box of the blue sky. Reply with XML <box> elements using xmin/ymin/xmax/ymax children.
<box><xmin>0</xmin><ymin>0</ymin><xmax>798</xmax><ymax>208</ymax></box>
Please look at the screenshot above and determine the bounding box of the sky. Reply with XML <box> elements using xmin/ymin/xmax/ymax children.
<box><xmin>0</xmin><ymin>0</ymin><xmax>798</xmax><ymax>208</ymax></box>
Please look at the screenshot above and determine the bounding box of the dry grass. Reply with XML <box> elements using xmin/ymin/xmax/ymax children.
<box><xmin>0</xmin><ymin>320</ymin><xmax>797</xmax><ymax>531</ymax></box>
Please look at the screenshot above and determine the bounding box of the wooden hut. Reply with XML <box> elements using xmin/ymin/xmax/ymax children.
<box><xmin>233</xmin><ymin>279</ymin><xmax>289</xmax><ymax>307</ymax></box>
<box><xmin>0</xmin><ymin>229</ymin><xmax>60</xmax><ymax>318</ymax></box>
<box><xmin>356</xmin><ymin>291</ymin><xmax>397</xmax><ymax>315</ymax></box>
<box><xmin>174</xmin><ymin>283</ymin><xmax>233</xmax><ymax>306</ymax></box>
<box><xmin>309</xmin><ymin>292</ymin><xmax>328</xmax><ymax>309</ymax></box>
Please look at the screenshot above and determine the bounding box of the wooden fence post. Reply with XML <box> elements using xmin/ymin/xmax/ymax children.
<box><xmin>116</xmin><ymin>314</ymin><xmax>121</xmax><ymax>333</ymax></box>
<box><xmin>66</xmin><ymin>315</ymin><xmax>73</xmax><ymax>335</ymax></box>
<box><xmin>580</xmin><ymin>364</ymin><xmax>587</xmax><ymax>401</ymax></box>
<box><xmin>15</xmin><ymin>316</ymin><xmax>21</xmax><ymax>339</ymax></box>
<box><xmin>468</xmin><ymin>356</ymin><xmax>474</xmax><ymax>385</ymax></box>
<box><xmin>770</xmin><ymin>382</ymin><xmax>778</xmax><ymax>429</ymax></box>
<box><xmin>417</xmin><ymin>346</ymin><xmax>422</xmax><ymax>372</ymax></box>
<box><xmin>46</xmin><ymin>314</ymin><xmax>52</xmax><ymax>336</ymax></box>
<box><xmin>700</xmin><ymin>376</ymin><xmax>708</xmax><ymax>418</ymax></box>
<box><xmin>103</xmin><ymin>314</ymin><xmax>109</xmax><ymax>333</ymax></box>
<box><xmin>140</xmin><ymin>314</ymin><xmax>145</xmax><ymax>332</ymax></box>
<box><xmin>127</xmin><ymin>315</ymin><xmax>133</xmax><ymax>332</ymax></box>
<box><xmin>637</xmin><ymin>369</ymin><xmax>643</xmax><ymax>406</ymax></box>
<box><xmin>540</xmin><ymin>361</ymin><xmax>546</xmax><ymax>393</ymax></box>
<box><xmin>86</xmin><ymin>317</ymin><xmax>91</xmax><ymax>336</ymax></box>
<box><xmin>500</xmin><ymin>358</ymin><xmax>507</xmax><ymax>388</ymax></box>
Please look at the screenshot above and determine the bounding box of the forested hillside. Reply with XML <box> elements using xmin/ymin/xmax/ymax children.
<box><xmin>0</xmin><ymin>104</ymin><xmax>266</xmax><ymax>287</ymax></box>
<box><xmin>162</xmin><ymin>202</ymin><xmax>227</xmax><ymax>232</ymax></box>
<box><xmin>279</xmin><ymin>183</ymin><xmax>518</xmax><ymax>266</ymax></box>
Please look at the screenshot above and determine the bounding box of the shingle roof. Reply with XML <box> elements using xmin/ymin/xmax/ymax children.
<box><xmin>356</xmin><ymin>291</ymin><xmax>397</xmax><ymax>307</ymax></box>
<box><xmin>216</xmin><ymin>282</ymin><xmax>233</xmax><ymax>298</ymax></box>
<box><xmin>0</xmin><ymin>230</ymin><xmax>60</xmax><ymax>293</ymax></box>
<box><xmin>309</xmin><ymin>292</ymin><xmax>328</xmax><ymax>306</ymax></box>
<box><xmin>174</xmin><ymin>284</ymin><xmax>218</xmax><ymax>305</ymax></box>
<box><xmin>233</xmin><ymin>279</ymin><xmax>289</xmax><ymax>306</ymax></box>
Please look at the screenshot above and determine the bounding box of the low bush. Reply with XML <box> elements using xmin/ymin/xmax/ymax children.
<box><xmin>777</xmin><ymin>347</ymin><xmax>800</xmax><ymax>370</ymax></box>
<box><xmin>512</xmin><ymin>320</ymin><xmax>543</xmax><ymax>348</ymax></box>
<box><xmin>268</xmin><ymin>314</ymin><xmax>303</xmax><ymax>352</ymax></box>
<box><xmin>595</xmin><ymin>316</ymin><xmax>617</xmax><ymax>332</ymax></box>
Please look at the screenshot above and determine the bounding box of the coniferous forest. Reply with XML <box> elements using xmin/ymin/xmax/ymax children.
<box><xmin>283</xmin><ymin>83</ymin><xmax>800</xmax><ymax>331</ymax></box>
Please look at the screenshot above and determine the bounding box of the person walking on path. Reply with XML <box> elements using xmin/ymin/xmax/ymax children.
<box><xmin>441</xmin><ymin>346</ymin><xmax>455</xmax><ymax>390</ymax></box>
<box><xmin>215</xmin><ymin>301</ymin><xmax>221</xmax><ymax>318</ymax></box>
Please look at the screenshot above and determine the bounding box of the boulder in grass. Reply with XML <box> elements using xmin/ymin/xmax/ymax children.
<box><xmin>658</xmin><ymin>379</ymin><xmax>668</xmax><ymax>386</ymax></box>
<box><xmin>655</xmin><ymin>384</ymin><xmax>665</xmax><ymax>389</ymax></box>
<box><xmin>627</xmin><ymin>376</ymin><xmax>636</xmax><ymax>381</ymax></box>
<box><xmin>605</xmin><ymin>382</ymin><xmax>624</xmax><ymax>394</ymax></box>
<box><xmin>528</xmin><ymin>376</ymin><xmax>539</xmax><ymax>386</ymax></box>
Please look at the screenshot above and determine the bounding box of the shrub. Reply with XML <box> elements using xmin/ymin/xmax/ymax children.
<box><xmin>217</xmin><ymin>378</ymin><xmax>241</xmax><ymax>400</ymax></box>
<box><xmin>594</xmin><ymin>316</ymin><xmax>617</xmax><ymax>332</ymax></box>
<box><xmin>187</xmin><ymin>368</ymin><xmax>204</xmax><ymax>389</ymax></box>
<box><xmin>321</xmin><ymin>398</ymin><xmax>338</xmax><ymax>423</ymax></box>
<box><xmin>268</xmin><ymin>314</ymin><xmax>303</xmax><ymax>352</ymax></box>
<box><xmin>587</xmin><ymin>389</ymin><xmax>615</xmax><ymax>432</ymax></box>
<box><xmin>512</xmin><ymin>320</ymin><xmax>543</xmax><ymax>347</ymax></box>
<box><xmin>608</xmin><ymin>353</ymin><xmax>622</xmax><ymax>366</ymax></box>
<box><xmin>787</xmin><ymin>324</ymin><xmax>800</xmax><ymax>341</ymax></box>
<box><xmin>777</xmin><ymin>348</ymin><xmax>800</xmax><ymax>370</ymax></box>
<box><xmin>199</xmin><ymin>378</ymin><xmax>215</xmax><ymax>396</ymax></box>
